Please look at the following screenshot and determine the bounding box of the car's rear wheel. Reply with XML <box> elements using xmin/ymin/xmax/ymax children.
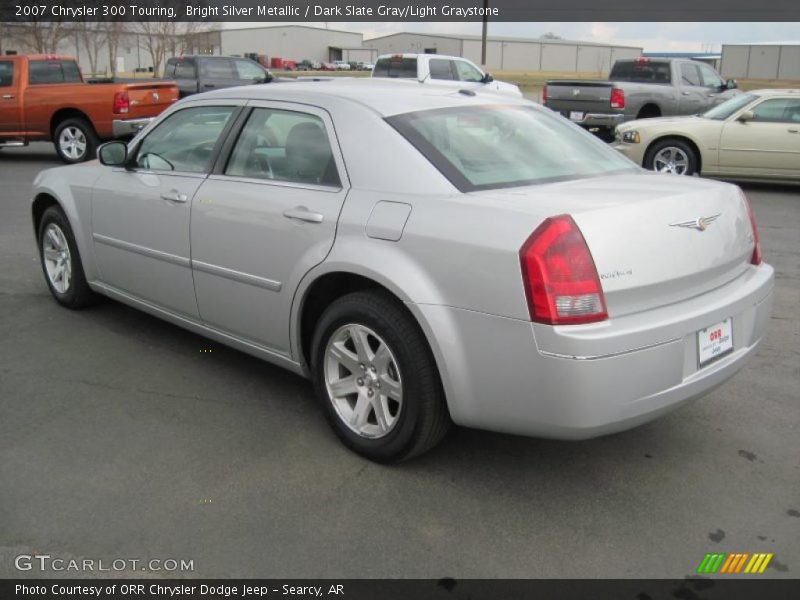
<box><xmin>54</xmin><ymin>118</ymin><xmax>98</xmax><ymax>164</ymax></box>
<box><xmin>311</xmin><ymin>291</ymin><xmax>450</xmax><ymax>463</ymax></box>
<box><xmin>38</xmin><ymin>206</ymin><xmax>98</xmax><ymax>308</ymax></box>
<box><xmin>645</xmin><ymin>139</ymin><xmax>698</xmax><ymax>176</ymax></box>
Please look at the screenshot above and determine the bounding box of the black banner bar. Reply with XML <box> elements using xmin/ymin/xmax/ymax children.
<box><xmin>2</xmin><ymin>0</ymin><xmax>800</xmax><ymax>22</ymax></box>
<box><xmin>3</xmin><ymin>579</ymin><xmax>800</xmax><ymax>600</ymax></box>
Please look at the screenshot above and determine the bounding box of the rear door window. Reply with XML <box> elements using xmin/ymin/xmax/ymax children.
<box><xmin>225</xmin><ymin>107</ymin><xmax>340</xmax><ymax>187</ymax></box>
<box><xmin>201</xmin><ymin>59</ymin><xmax>235</xmax><ymax>79</ymax></box>
<box><xmin>172</xmin><ymin>59</ymin><xmax>196</xmax><ymax>79</ymax></box>
<box><xmin>429</xmin><ymin>59</ymin><xmax>455</xmax><ymax>81</ymax></box>
<box><xmin>28</xmin><ymin>60</ymin><xmax>82</xmax><ymax>84</ymax></box>
<box><xmin>0</xmin><ymin>61</ymin><xmax>13</xmax><ymax>87</ymax></box>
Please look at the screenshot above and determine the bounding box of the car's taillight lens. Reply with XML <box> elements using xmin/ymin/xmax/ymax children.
<box><xmin>542</xmin><ymin>84</ymin><xmax>548</xmax><ymax>104</ymax></box>
<box><xmin>610</xmin><ymin>87</ymin><xmax>625</xmax><ymax>109</ymax></box>
<box><xmin>519</xmin><ymin>215</ymin><xmax>608</xmax><ymax>325</ymax></box>
<box><xmin>113</xmin><ymin>91</ymin><xmax>129</xmax><ymax>114</ymax></box>
<box><xmin>745</xmin><ymin>195</ymin><xmax>762</xmax><ymax>266</ymax></box>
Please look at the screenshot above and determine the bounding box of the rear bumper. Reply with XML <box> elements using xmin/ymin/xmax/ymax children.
<box><xmin>575</xmin><ymin>113</ymin><xmax>626</xmax><ymax>128</ymax></box>
<box><xmin>112</xmin><ymin>117</ymin><xmax>153</xmax><ymax>138</ymax></box>
<box><xmin>413</xmin><ymin>263</ymin><xmax>774</xmax><ymax>439</ymax></box>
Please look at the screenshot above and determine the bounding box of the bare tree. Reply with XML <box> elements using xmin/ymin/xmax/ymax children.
<box><xmin>135</xmin><ymin>21</ymin><xmax>173</xmax><ymax>76</ymax></box>
<box><xmin>104</xmin><ymin>22</ymin><xmax>129</xmax><ymax>76</ymax></box>
<box><xmin>76</xmin><ymin>22</ymin><xmax>105</xmax><ymax>76</ymax></box>
<box><xmin>4</xmin><ymin>21</ymin><xmax>71</xmax><ymax>53</ymax></box>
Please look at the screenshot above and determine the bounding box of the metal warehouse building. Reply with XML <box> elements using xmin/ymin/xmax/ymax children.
<box><xmin>721</xmin><ymin>42</ymin><xmax>800</xmax><ymax>80</ymax></box>
<box><xmin>218</xmin><ymin>25</ymin><xmax>367</xmax><ymax>64</ymax></box>
<box><xmin>364</xmin><ymin>32</ymin><xmax>642</xmax><ymax>73</ymax></box>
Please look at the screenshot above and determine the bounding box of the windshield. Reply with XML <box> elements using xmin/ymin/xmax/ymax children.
<box><xmin>703</xmin><ymin>94</ymin><xmax>756</xmax><ymax>120</ymax></box>
<box><xmin>387</xmin><ymin>105</ymin><xmax>637</xmax><ymax>192</ymax></box>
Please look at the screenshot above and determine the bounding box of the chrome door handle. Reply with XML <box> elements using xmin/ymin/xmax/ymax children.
<box><xmin>283</xmin><ymin>206</ymin><xmax>323</xmax><ymax>223</ymax></box>
<box><xmin>681</xmin><ymin>91</ymin><xmax>691</xmax><ymax>96</ymax></box>
<box><xmin>1</xmin><ymin>94</ymin><xmax>13</xmax><ymax>99</ymax></box>
<box><xmin>160</xmin><ymin>190</ymin><xmax>188</xmax><ymax>203</ymax></box>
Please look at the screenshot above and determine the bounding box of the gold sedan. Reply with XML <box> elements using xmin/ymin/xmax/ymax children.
<box><xmin>612</xmin><ymin>89</ymin><xmax>800</xmax><ymax>182</ymax></box>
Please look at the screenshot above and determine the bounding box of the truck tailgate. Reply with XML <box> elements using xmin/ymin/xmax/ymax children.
<box><xmin>546</xmin><ymin>81</ymin><xmax>612</xmax><ymax>114</ymax></box>
<box><xmin>125</xmin><ymin>82</ymin><xmax>179</xmax><ymax>118</ymax></box>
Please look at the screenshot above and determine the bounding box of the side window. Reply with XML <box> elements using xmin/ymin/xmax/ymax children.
<box><xmin>0</xmin><ymin>61</ymin><xmax>13</xmax><ymax>87</ymax></box>
<box><xmin>134</xmin><ymin>106</ymin><xmax>235</xmax><ymax>173</ymax></box>
<box><xmin>429</xmin><ymin>59</ymin><xmax>455</xmax><ymax>81</ymax></box>
<box><xmin>225</xmin><ymin>107</ymin><xmax>340</xmax><ymax>187</ymax></box>
<box><xmin>29</xmin><ymin>60</ymin><xmax>81</xmax><ymax>84</ymax></box>
<box><xmin>697</xmin><ymin>64</ymin><xmax>723</xmax><ymax>88</ymax></box>
<box><xmin>234</xmin><ymin>59</ymin><xmax>265</xmax><ymax>80</ymax></box>
<box><xmin>201</xmin><ymin>59</ymin><xmax>234</xmax><ymax>79</ymax></box>
<box><xmin>680</xmin><ymin>63</ymin><xmax>702</xmax><ymax>86</ymax></box>
<box><xmin>454</xmin><ymin>60</ymin><xmax>484</xmax><ymax>82</ymax></box>
<box><xmin>751</xmin><ymin>98</ymin><xmax>800</xmax><ymax>123</ymax></box>
<box><xmin>164</xmin><ymin>60</ymin><xmax>176</xmax><ymax>78</ymax></box>
<box><xmin>175</xmin><ymin>60</ymin><xmax>197</xmax><ymax>79</ymax></box>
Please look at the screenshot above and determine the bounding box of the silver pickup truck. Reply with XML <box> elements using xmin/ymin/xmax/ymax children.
<box><xmin>544</xmin><ymin>58</ymin><xmax>740</xmax><ymax>139</ymax></box>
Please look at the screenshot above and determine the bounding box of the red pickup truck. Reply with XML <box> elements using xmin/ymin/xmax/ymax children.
<box><xmin>0</xmin><ymin>55</ymin><xmax>178</xmax><ymax>163</ymax></box>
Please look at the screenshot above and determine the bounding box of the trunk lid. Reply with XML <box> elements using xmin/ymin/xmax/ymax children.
<box><xmin>481</xmin><ymin>173</ymin><xmax>755</xmax><ymax>318</ymax></box>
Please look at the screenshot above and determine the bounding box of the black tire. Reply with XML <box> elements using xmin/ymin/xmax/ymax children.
<box><xmin>644</xmin><ymin>138</ymin><xmax>698</xmax><ymax>176</ymax></box>
<box><xmin>53</xmin><ymin>117</ymin><xmax>99</xmax><ymax>164</ymax></box>
<box><xmin>38</xmin><ymin>205</ymin><xmax>98</xmax><ymax>309</ymax></box>
<box><xmin>310</xmin><ymin>290</ymin><xmax>451</xmax><ymax>463</ymax></box>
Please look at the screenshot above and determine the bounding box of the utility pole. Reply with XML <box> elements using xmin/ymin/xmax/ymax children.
<box><xmin>480</xmin><ymin>0</ymin><xmax>489</xmax><ymax>67</ymax></box>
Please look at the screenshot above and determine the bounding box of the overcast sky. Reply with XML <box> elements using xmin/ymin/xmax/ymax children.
<box><xmin>228</xmin><ymin>22</ymin><xmax>800</xmax><ymax>52</ymax></box>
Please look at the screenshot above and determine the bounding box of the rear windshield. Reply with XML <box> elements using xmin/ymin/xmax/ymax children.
<box><xmin>703</xmin><ymin>93</ymin><xmax>756</xmax><ymax>120</ymax></box>
<box><xmin>28</xmin><ymin>60</ymin><xmax>82</xmax><ymax>84</ymax></box>
<box><xmin>609</xmin><ymin>61</ymin><xmax>671</xmax><ymax>84</ymax></box>
<box><xmin>373</xmin><ymin>57</ymin><xmax>417</xmax><ymax>79</ymax></box>
<box><xmin>387</xmin><ymin>105</ymin><xmax>637</xmax><ymax>192</ymax></box>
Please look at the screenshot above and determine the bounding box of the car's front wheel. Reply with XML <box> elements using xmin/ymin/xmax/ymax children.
<box><xmin>645</xmin><ymin>139</ymin><xmax>698</xmax><ymax>176</ymax></box>
<box><xmin>38</xmin><ymin>205</ymin><xmax>98</xmax><ymax>308</ymax></box>
<box><xmin>311</xmin><ymin>291</ymin><xmax>450</xmax><ymax>463</ymax></box>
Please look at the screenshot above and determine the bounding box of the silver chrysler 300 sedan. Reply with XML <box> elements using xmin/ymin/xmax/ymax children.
<box><xmin>32</xmin><ymin>80</ymin><xmax>774</xmax><ymax>462</ymax></box>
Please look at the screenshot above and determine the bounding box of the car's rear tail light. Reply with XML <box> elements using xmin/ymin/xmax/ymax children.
<box><xmin>542</xmin><ymin>84</ymin><xmax>548</xmax><ymax>104</ymax></box>
<box><xmin>519</xmin><ymin>215</ymin><xmax>608</xmax><ymax>325</ymax></box>
<box><xmin>744</xmin><ymin>195</ymin><xmax>762</xmax><ymax>266</ymax></box>
<box><xmin>113</xmin><ymin>91</ymin><xmax>129</xmax><ymax>114</ymax></box>
<box><xmin>610</xmin><ymin>87</ymin><xmax>625</xmax><ymax>109</ymax></box>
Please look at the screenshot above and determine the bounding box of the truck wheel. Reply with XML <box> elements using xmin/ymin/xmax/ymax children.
<box><xmin>54</xmin><ymin>118</ymin><xmax>98</xmax><ymax>164</ymax></box>
<box><xmin>311</xmin><ymin>291</ymin><xmax>451</xmax><ymax>463</ymax></box>
<box><xmin>38</xmin><ymin>205</ymin><xmax>98</xmax><ymax>309</ymax></box>
<box><xmin>644</xmin><ymin>139</ymin><xmax>698</xmax><ymax>176</ymax></box>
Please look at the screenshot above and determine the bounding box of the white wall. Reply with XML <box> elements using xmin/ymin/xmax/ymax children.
<box><xmin>221</xmin><ymin>26</ymin><xmax>362</xmax><ymax>63</ymax></box>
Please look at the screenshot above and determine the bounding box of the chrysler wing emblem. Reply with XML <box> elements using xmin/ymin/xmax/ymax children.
<box><xmin>670</xmin><ymin>213</ymin><xmax>721</xmax><ymax>231</ymax></box>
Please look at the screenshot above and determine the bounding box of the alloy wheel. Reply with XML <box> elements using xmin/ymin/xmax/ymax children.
<box><xmin>58</xmin><ymin>126</ymin><xmax>87</xmax><ymax>161</ymax></box>
<box><xmin>653</xmin><ymin>146</ymin><xmax>689</xmax><ymax>175</ymax></box>
<box><xmin>42</xmin><ymin>223</ymin><xmax>72</xmax><ymax>294</ymax></box>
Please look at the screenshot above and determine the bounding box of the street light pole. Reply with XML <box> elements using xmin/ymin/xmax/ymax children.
<box><xmin>481</xmin><ymin>0</ymin><xmax>489</xmax><ymax>67</ymax></box>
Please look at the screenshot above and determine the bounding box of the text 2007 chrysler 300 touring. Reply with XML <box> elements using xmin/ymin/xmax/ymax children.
<box><xmin>31</xmin><ymin>80</ymin><xmax>774</xmax><ymax>462</ymax></box>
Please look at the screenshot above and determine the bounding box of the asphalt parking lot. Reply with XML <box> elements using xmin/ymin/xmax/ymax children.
<box><xmin>0</xmin><ymin>143</ymin><xmax>798</xmax><ymax>579</ymax></box>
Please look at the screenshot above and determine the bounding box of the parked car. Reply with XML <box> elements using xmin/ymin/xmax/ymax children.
<box><xmin>164</xmin><ymin>56</ymin><xmax>273</xmax><ymax>98</ymax></box>
<box><xmin>0</xmin><ymin>54</ymin><xmax>178</xmax><ymax>163</ymax></box>
<box><xmin>296</xmin><ymin>60</ymin><xmax>314</xmax><ymax>71</ymax></box>
<box><xmin>333</xmin><ymin>61</ymin><xmax>351</xmax><ymax>71</ymax></box>
<box><xmin>613</xmin><ymin>89</ymin><xmax>800</xmax><ymax>181</ymax></box>
<box><xmin>360</xmin><ymin>62</ymin><xmax>375</xmax><ymax>71</ymax></box>
<box><xmin>371</xmin><ymin>53</ymin><xmax>522</xmax><ymax>97</ymax></box>
<box><xmin>320</xmin><ymin>62</ymin><xmax>337</xmax><ymax>71</ymax></box>
<box><xmin>544</xmin><ymin>58</ymin><xmax>741</xmax><ymax>140</ymax></box>
<box><xmin>31</xmin><ymin>80</ymin><xmax>773</xmax><ymax>462</ymax></box>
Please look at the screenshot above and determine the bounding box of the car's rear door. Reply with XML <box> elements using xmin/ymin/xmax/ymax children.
<box><xmin>718</xmin><ymin>97</ymin><xmax>800</xmax><ymax>178</ymax></box>
<box><xmin>190</xmin><ymin>102</ymin><xmax>349</xmax><ymax>356</ymax></box>
<box><xmin>198</xmin><ymin>58</ymin><xmax>236</xmax><ymax>92</ymax></box>
<box><xmin>91</xmin><ymin>102</ymin><xmax>240</xmax><ymax>316</ymax></box>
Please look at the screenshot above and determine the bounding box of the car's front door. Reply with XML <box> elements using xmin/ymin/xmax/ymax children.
<box><xmin>190</xmin><ymin>102</ymin><xmax>348</xmax><ymax>356</ymax></box>
<box><xmin>719</xmin><ymin>97</ymin><xmax>800</xmax><ymax>178</ymax></box>
<box><xmin>677</xmin><ymin>63</ymin><xmax>708</xmax><ymax>115</ymax></box>
<box><xmin>91</xmin><ymin>102</ymin><xmax>239</xmax><ymax>316</ymax></box>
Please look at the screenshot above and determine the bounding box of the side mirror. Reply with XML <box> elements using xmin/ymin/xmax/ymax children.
<box><xmin>737</xmin><ymin>110</ymin><xmax>755</xmax><ymax>123</ymax></box>
<box><xmin>98</xmin><ymin>141</ymin><xmax>128</xmax><ymax>167</ymax></box>
<box><xmin>726</xmin><ymin>79</ymin><xmax>738</xmax><ymax>90</ymax></box>
<box><xmin>482</xmin><ymin>73</ymin><xmax>494</xmax><ymax>84</ymax></box>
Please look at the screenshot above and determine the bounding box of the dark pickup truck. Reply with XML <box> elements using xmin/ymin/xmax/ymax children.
<box><xmin>544</xmin><ymin>58</ymin><xmax>741</xmax><ymax>139</ymax></box>
<box><xmin>164</xmin><ymin>56</ymin><xmax>273</xmax><ymax>98</ymax></box>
